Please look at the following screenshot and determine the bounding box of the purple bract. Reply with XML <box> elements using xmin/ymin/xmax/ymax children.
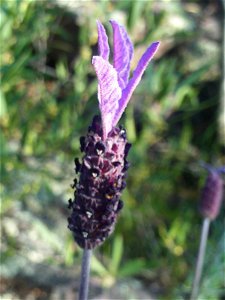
<box><xmin>92</xmin><ymin>20</ymin><xmax>160</xmax><ymax>140</ymax></box>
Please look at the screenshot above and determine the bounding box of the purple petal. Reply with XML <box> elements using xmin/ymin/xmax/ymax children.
<box><xmin>92</xmin><ymin>56</ymin><xmax>122</xmax><ymax>139</ymax></box>
<box><xmin>97</xmin><ymin>20</ymin><xmax>110</xmax><ymax>60</ymax></box>
<box><xmin>110</xmin><ymin>20</ymin><xmax>134</xmax><ymax>90</ymax></box>
<box><xmin>112</xmin><ymin>42</ymin><xmax>160</xmax><ymax>126</ymax></box>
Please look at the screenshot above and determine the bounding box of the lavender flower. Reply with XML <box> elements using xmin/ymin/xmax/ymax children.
<box><xmin>68</xmin><ymin>20</ymin><xmax>160</xmax><ymax>249</ymax></box>
<box><xmin>190</xmin><ymin>163</ymin><xmax>224</xmax><ymax>300</ymax></box>
<box><xmin>199</xmin><ymin>164</ymin><xmax>224</xmax><ymax>220</ymax></box>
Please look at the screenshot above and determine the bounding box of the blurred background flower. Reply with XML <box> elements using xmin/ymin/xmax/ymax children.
<box><xmin>1</xmin><ymin>1</ymin><xmax>224</xmax><ymax>299</ymax></box>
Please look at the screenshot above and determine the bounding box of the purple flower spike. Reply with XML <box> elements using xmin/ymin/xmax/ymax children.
<box><xmin>68</xmin><ymin>20</ymin><xmax>160</xmax><ymax>250</ymax></box>
<box><xmin>68</xmin><ymin>116</ymin><xmax>131</xmax><ymax>249</ymax></box>
<box><xmin>199</xmin><ymin>170</ymin><xmax>224</xmax><ymax>220</ymax></box>
<box><xmin>92</xmin><ymin>20</ymin><xmax>160</xmax><ymax>140</ymax></box>
<box><xmin>199</xmin><ymin>163</ymin><xmax>224</xmax><ymax>220</ymax></box>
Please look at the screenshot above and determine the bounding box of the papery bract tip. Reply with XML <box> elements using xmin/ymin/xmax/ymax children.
<box><xmin>112</xmin><ymin>41</ymin><xmax>160</xmax><ymax>126</ymax></box>
<box><xmin>97</xmin><ymin>20</ymin><xmax>110</xmax><ymax>61</ymax></box>
<box><xmin>109</xmin><ymin>19</ymin><xmax>134</xmax><ymax>90</ymax></box>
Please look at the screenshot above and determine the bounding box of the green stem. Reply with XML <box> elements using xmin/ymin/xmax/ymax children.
<box><xmin>190</xmin><ymin>218</ymin><xmax>210</xmax><ymax>300</ymax></box>
<box><xmin>78</xmin><ymin>249</ymin><xmax>92</xmax><ymax>300</ymax></box>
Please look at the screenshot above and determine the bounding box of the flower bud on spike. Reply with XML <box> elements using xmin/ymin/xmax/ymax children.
<box><xmin>199</xmin><ymin>169</ymin><xmax>224</xmax><ymax>220</ymax></box>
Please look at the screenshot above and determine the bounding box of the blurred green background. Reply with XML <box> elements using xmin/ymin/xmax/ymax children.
<box><xmin>1</xmin><ymin>0</ymin><xmax>224</xmax><ymax>299</ymax></box>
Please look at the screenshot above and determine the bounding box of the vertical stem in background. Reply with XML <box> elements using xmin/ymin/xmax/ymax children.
<box><xmin>78</xmin><ymin>249</ymin><xmax>92</xmax><ymax>300</ymax></box>
<box><xmin>219</xmin><ymin>0</ymin><xmax>225</xmax><ymax>143</ymax></box>
<box><xmin>190</xmin><ymin>218</ymin><xmax>210</xmax><ymax>300</ymax></box>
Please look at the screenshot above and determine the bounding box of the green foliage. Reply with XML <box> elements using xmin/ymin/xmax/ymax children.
<box><xmin>91</xmin><ymin>235</ymin><xmax>145</xmax><ymax>287</ymax></box>
<box><xmin>1</xmin><ymin>0</ymin><xmax>224</xmax><ymax>299</ymax></box>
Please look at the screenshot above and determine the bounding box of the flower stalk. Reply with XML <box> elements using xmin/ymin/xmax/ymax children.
<box><xmin>78</xmin><ymin>249</ymin><xmax>92</xmax><ymax>300</ymax></box>
<box><xmin>190</xmin><ymin>217</ymin><xmax>210</xmax><ymax>300</ymax></box>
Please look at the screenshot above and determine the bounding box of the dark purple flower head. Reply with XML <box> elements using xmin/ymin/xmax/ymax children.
<box><xmin>68</xmin><ymin>21</ymin><xmax>160</xmax><ymax>249</ymax></box>
<box><xmin>199</xmin><ymin>163</ymin><xmax>224</xmax><ymax>220</ymax></box>
<box><xmin>68</xmin><ymin>116</ymin><xmax>130</xmax><ymax>249</ymax></box>
<box><xmin>93</xmin><ymin>20</ymin><xmax>160</xmax><ymax>140</ymax></box>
